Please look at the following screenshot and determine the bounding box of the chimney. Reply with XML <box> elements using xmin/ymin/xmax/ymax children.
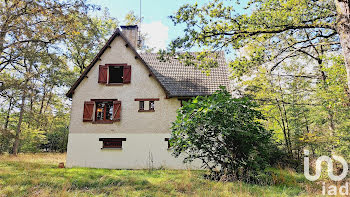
<box><xmin>120</xmin><ymin>25</ymin><xmax>139</xmax><ymax>48</ymax></box>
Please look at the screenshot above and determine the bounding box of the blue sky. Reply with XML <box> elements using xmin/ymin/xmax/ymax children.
<box><xmin>89</xmin><ymin>0</ymin><xmax>248</xmax><ymax>50</ymax></box>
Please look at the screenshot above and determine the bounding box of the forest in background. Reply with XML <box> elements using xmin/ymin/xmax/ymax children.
<box><xmin>0</xmin><ymin>0</ymin><xmax>125</xmax><ymax>154</ymax></box>
<box><xmin>0</xmin><ymin>0</ymin><xmax>350</xmax><ymax>170</ymax></box>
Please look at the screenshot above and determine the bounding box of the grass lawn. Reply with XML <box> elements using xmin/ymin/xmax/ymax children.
<box><xmin>0</xmin><ymin>153</ymin><xmax>318</xmax><ymax>196</ymax></box>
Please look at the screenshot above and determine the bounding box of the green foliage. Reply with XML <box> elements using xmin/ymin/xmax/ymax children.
<box><xmin>167</xmin><ymin>0</ymin><xmax>350</xmax><ymax>165</ymax></box>
<box><xmin>19</xmin><ymin>123</ymin><xmax>47</xmax><ymax>153</ymax></box>
<box><xmin>0</xmin><ymin>1</ymin><xmax>118</xmax><ymax>154</ymax></box>
<box><xmin>170</xmin><ymin>87</ymin><xmax>275</xmax><ymax>183</ymax></box>
<box><xmin>123</xmin><ymin>11</ymin><xmax>155</xmax><ymax>52</ymax></box>
<box><xmin>164</xmin><ymin>0</ymin><xmax>337</xmax><ymax>75</ymax></box>
<box><xmin>124</xmin><ymin>10</ymin><xmax>141</xmax><ymax>25</ymax></box>
<box><xmin>65</xmin><ymin>9</ymin><xmax>118</xmax><ymax>73</ymax></box>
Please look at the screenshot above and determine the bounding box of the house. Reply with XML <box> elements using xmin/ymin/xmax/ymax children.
<box><xmin>66</xmin><ymin>25</ymin><xmax>230</xmax><ymax>169</ymax></box>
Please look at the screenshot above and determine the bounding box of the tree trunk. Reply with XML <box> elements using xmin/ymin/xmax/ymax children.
<box><xmin>335</xmin><ymin>0</ymin><xmax>350</xmax><ymax>96</ymax></box>
<box><xmin>12</xmin><ymin>91</ymin><xmax>26</xmax><ymax>155</ymax></box>
<box><xmin>12</xmin><ymin>59</ymin><xmax>31</xmax><ymax>155</ymax></box>
<box><xmin>276</xmin><ymin>99</ymin><xmax>292</xmax><ymax>155</ymax></box>
<box><xmin>4</xmin><ymin>97</ymin><xmax>13</xmax><ymax>130</ymax></box>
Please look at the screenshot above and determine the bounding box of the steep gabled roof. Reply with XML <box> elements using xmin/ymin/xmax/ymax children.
<box><xmin>66</xmin><ymin>28</ymin><xmax>230</xmax><ymax>98</ymax></box>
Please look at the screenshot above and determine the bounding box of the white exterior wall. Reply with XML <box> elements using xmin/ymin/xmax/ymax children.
<box><xmin>67</xmin><ymin>133</ymin><xmax>201</xmax><ymax>169</ymax></box>
<box><xmin>66</xmin><ymin>35</ymin><xmax>202</xmax><ymax>169</ymax></box>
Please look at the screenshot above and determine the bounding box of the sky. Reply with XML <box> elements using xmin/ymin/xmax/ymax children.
<box><xmin>89</xmin><ymin>0</ymin><xmax>248</xmax><ymax>51</ymax></box>
<box><xmin>88</xmin><ymin>0</ymin><xmax>192</xmax><ymax>50</ymax></box>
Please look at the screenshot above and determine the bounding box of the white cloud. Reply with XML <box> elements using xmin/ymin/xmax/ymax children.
<box><xmin>141</xmin><ymin>21</ymin><xmax>169</xmax><ymax>50</ymax></box>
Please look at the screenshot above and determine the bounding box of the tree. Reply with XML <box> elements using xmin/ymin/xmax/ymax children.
<box><xmin>170</xmin><ymin>88</ymin><xmax>274</xmax><ymax>182</ymax></box>
<box><xmin>165</xmin><ymin>0</ymin><xmax>350</xmax><ymax>97</ymax></box>
<box><xmin>334</xmin><ymin>0</ymin><xmax>350</xmax><ymax>97</ymax></box>
<box><xmin>0</xmin><ymin>0</ymin><xmax>96</xmax><ymax>72</ymax></box>
<box><xmin>65</xmin><ymin>9</ymin><xmax>118</xmax><ymax>73</ymax></box>
<box><xmin>0</xmin><ymin>41</ymin><xmax>74</xmax><ymax>155</ymax></box>
<box><xmin>0</xmin><ymin>1</ymin><xmax>120</xmax><ymax>155</ymax></box>
<box><xmin>124</xmin><ymin>10</ymin><xmax>141</xmax><ymax>26</ymax></box>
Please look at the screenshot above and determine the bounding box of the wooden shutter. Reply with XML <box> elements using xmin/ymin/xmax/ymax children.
<box><xmin>113</xmin><ymin>101</ymin><xmax>121</xmax><ymax>121</ymax></box>
<box><xmin>98</xmin><ymin>65</ymin><xmax>108</xmax><ymax>83</ymax></box>
<box><xmin>123</xmin><ymin>65</ymin><xmax>131</xmax><ymax>84</ymax></box>
<box><xmin>83</xmin><ymin>101</ymin><xmax>95</xmax><ymax>122</ymax></box>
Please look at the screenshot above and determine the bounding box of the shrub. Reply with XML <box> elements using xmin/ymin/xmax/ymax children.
<box><xmin>170</xmin><ymin>87</ymin><xmax>274</xmax><ymax>183</ymax></box>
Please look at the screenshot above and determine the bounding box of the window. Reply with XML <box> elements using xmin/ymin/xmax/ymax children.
<box><xmin>139</xmin><ymin>101</ymin><xmax>144</xmax><ymax>110</ymax></box>
<box><xmin>149</xmin><ymin>101</ymin><xmax>155</xmax><ymax>110</ymax></box>
<box><xmin>96</xmin><ymin>101</ymin><xmax>113</xmax><ymax>121</ymax></box>
<box><xmin>99</xmin><ymin>138</ymin><xmax>126</xmax><ymax>149</ymax></box>
<box><xmin>83</xmin><ymin>99</ymin><xmax>121</xmax><ymax>123</ymax></box>
<box><xmin>98</xmin><ymin>64</ymin><xmax>131</xmax><ymax>84</ymax></box>
<box><xmin>109</xmin><ymin>66</ymin><xmax>124</xmax><ymax>83</ymax></box>
<box><xmin>165</xmin><ymin>138</ymin><xmax>170</xmax><ymax>149</ymax></box>
<box><xmin>135</xmin><ymin>98</ymin><xmax>159</xmax><ymax>112</ymax></box>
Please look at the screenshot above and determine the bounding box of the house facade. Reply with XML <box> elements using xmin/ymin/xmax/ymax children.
<box><xmin>66</xmin><ymin>25</ymin><xmax>230</xmax><ymax>169</ymax></box>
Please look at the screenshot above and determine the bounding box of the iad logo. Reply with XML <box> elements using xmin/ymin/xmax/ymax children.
<box><xmin>304</xmin><ymin>150</ymin><xmax>348</xmax><ymax>181</ymax></box>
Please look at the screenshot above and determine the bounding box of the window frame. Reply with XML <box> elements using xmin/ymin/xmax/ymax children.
<box><xmin>135</xmin><ymin>98</ymin><xmax>159</xmax><ymax>112</ymax></box>
<box><xmin>99</xmin><ymin>138</ymin><xmax>126</xmax><ymax>149</ymax></box>
<box><xmin>165</xmin><ymin>138</ymin><xmax>170</xmax><ymax>149</ymax></box>
<box><xmin>139</xmin><ymin>101</ymin><xmax>145</xmax><ymax>110</ymax></box>
<box><xmin>149</xmin><ymin>101</ymin><xmax>155</xmax><ymax>110</ymax></box>
<box><xmin>91</xmin><ymin>99</ymin><xmax>119</xmax><ymax>124</ymax></box>
<box><xmin>105</xmin><ymin>64</ymin><xmax>128</xmax><ymax>85</ymax></box>
<box><xmin>106</xmin><ymin>64</ymin><xmax>125</xmax><ymax>84</ymax></box>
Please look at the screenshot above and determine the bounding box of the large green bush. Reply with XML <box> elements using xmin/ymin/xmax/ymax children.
<box><xmin>170</xmin><ymin>87</ymin><xmax>275</xmax><ymax>183</ymax></box>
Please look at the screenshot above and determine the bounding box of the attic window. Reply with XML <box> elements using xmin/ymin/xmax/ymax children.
<box><xmin>98</xmin><ymin>64</ymin><xmax>131</xmax><ymax>84</ymax></box>
<box><xmin>109</xmin><ymin>66</ymin><xmax>123</xmax><ymax>83</ymax></box>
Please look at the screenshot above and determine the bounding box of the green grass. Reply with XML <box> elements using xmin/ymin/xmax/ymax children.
<box><xmin>0</xmin><ymin>153</ymin><xmax>318</xmax><ymax>196</ymax></box>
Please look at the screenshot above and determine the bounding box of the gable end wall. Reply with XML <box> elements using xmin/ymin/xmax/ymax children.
<box><xmin>68</xmin><ymin>36</ymin><xmax>180</xmax><ymax>134</ymax></box>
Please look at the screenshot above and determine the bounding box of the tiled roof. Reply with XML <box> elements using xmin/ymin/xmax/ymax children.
<box><xmin>140</xmin><ymin>53</ymin><xmax>230</xmax><ymax>97</ymax></box>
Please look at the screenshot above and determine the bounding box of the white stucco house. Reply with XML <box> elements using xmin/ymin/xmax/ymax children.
<box><xmin>65</xmin><ymin>25</ymin><xmax>230</xmax><ymax>169</ymax></box>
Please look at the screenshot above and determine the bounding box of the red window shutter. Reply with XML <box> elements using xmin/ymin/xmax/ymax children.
<box><xmin>113</xmin><ymin>101</ymin><xmax>121</xmax><ymax>121</ymax></box>
<box><xmin>98</xmin><ymin>65</ymin><xmax>108</xmax><ymax>83</ymax></box>
<box><xmin>123</xmin><ymin>65</ymin><xmax>131</xmax><ymax>84</ymax></box>
<box><xmin>83</xmin><ymin>101</ymin><xmax>95</xmax><ymax>122</ymax></box>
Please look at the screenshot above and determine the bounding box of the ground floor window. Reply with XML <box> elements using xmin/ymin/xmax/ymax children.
<box><xmin>99</xmin><ymin>138</ymin><xmax>126</xmax><ymax>149</ymax></box>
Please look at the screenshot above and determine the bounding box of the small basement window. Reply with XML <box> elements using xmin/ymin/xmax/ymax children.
<box><xmin>109</xmin><ymin>66</ymin><xmax>124</xmax><ymax>83</ymax></box>
<box><xmin>99</xmin><ymin>138</ymin><xmax>126</xmax><ymax>149</ymax></box>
